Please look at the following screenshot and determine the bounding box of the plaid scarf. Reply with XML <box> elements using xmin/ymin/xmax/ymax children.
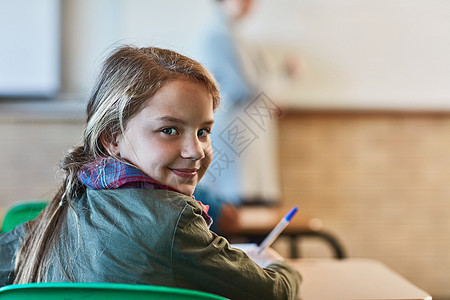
<box><xmin>78</xmin><ymin>156</ymin><xmax>212</xmax><ymax>227</ymax></box>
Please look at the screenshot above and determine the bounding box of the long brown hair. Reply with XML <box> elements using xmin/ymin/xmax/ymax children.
<box><xmin>13</xmin><ymin>46</ymin><xmax>220</xmax><ymax>283</ymax></box>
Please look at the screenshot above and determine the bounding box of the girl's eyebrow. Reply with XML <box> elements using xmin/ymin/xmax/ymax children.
<box><xmin>156</xmin><ymin>116</ymin><xmax>214</xmax><ymax>126</ymax></box>
<box><xmin>156</xmin><ymin>116</ymin><xmax>186</xmax><ymax>124</ymax></box>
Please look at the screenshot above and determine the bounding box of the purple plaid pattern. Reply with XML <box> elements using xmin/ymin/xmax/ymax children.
<box><xmin>78</xmin><ymin>156</ymin><xmax>212</xmax><ymax>227</ymax></box>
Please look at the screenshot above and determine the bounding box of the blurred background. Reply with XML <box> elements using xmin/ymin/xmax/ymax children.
<box><xmin>1</xmin><ymin>0</ymin><xmax>450</xmax><ymax>298</ymax></box>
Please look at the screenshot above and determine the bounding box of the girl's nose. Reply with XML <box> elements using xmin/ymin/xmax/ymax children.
<box><xmin>181</xmin><ymin>136</ymin><xmax>205</xmax><ymax>160</ymax></box>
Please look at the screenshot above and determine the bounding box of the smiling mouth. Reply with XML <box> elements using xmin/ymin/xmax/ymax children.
<box><xmin>170</xmin><ymin>168</ymin><xmax>199</xmax><ymax>179</ymax></box>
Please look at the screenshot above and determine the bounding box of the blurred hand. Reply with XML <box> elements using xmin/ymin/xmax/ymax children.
<box><xmin>285</xmin><ymin>54</ymin><xmax>302</xmax><ymax>79</ymax></box>
<box><xmin>217</xmin><ymin>203</ymin><xmax>240</xmax><ymax>235</ymax></box>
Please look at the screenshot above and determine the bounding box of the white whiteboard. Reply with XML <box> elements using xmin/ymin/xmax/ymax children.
<box><xmin>241</xmin><ymin>0</ymin><xmax>450</xmax><ymax>110</ymax></box>
<box><xmin>0</xmin><ymin>0</ymin><xmax>60</xmax><ymax>97</ymax></box>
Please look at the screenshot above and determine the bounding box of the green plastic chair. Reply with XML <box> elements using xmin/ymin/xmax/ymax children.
<box><xmin>0</xmin><ymin>200</ymin><xmax>48</xmax><ymax>233</ymax></box>
<box><xmin>0</xmin><ymin>282</ymin><xmax>228</xmax><ymax>299</ymax></box>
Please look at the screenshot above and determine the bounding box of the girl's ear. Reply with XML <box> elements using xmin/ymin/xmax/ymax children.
<box><xmin>99</xmin><ymin>132</ymin><xmax>121</xmax><ymax>156</ymax></box>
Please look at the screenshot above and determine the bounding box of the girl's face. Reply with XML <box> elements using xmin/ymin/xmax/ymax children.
<box><xmin>109</xmin><ymin>79</ymin><xmax>215</xmax><ymax>196</ymax></box>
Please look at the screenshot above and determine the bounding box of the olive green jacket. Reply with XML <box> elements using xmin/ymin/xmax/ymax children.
<box><xmin>1</xmin><ymin>188</ymin><xmax>301</xmax><ymax>299</ymax></box>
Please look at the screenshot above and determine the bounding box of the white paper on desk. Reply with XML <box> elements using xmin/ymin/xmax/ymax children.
<box><xmin>230</xmin><ymin>243</ymin><xmax>257</xmax><ymax>253</ymax></box>
<box><xmin>231</xmin><ymin>243</ymin><xmax>285</xmax><ymax>268</ymax></box>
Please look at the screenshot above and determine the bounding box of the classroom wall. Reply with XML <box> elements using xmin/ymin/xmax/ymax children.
<box><xmin>243</xmin><ymin>0</ymin><xmax>450</xmax><ymax>110</ymax></box>
<box><xmin>57</xmin><ymin>0</ymin><xmax>450</xmax><ymax>110</ymax></box>
<box><xmin>279</xmin><ymin>111</ymin><xmax>450</xmax><ymax>299</ymax></box>
<box><xmin>0</xmin><ymin>118</ymin><xmax>84</xmax><ymax>210</ymax></box>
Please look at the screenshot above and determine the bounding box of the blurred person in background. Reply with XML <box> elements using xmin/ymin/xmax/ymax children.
<box><xmin>193</xmin><ymin>0</ymin><xmax>281</xmax><ymax>236</ymax></box>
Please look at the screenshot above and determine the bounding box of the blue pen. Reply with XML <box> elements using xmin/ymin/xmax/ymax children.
<box><xmin>257</xmin><ymin>206</ymin><xmax>298</xmax><ymax>254</ymax></box>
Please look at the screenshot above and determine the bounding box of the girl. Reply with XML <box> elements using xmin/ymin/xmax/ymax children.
<box><xmin>0</xmin><ymin>46</ymin><xmax>301</xmax><ymax>299</ymax></box>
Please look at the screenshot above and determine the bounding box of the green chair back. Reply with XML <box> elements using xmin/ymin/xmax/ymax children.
<box><xmin>1</xmin><ymin>200</ymin><xmax>48</xmax><ymax>233</ymax></box>
<box><xmin>0</xmin><ymin>282</ymin><xmax>228</xmax><ymax>300</ymax></box>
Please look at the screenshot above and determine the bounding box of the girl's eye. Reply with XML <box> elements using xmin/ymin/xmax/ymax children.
<box><xmin>198</xmin><ymin>129</ymin><xmax>211</xmax><ymax>137</ymax></box>
<box><xmin>162</xmin><ymin>128</ymin><xmax>178</xmax><ymax>135</ymax></box>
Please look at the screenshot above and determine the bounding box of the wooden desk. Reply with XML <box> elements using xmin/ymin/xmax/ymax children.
<box><xmin>289</xmin><ymin>258</ymin><xmax>432</xmax><ymax>300</ymax></box>
<box><xmin>229</xmin><ymin>206</ymin><xmax>346</xmax><ymax>258</ymax></box>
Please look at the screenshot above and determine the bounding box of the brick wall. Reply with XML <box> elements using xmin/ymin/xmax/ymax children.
<box><xmin>0</xmin><ymin>120</ymin><xmax>84</xmax><ymax>209</ymax></box>
<box><xmin>279</xmin><ymin>110</ymin><xmax>450</xmax><ymax>298</ymax></box>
